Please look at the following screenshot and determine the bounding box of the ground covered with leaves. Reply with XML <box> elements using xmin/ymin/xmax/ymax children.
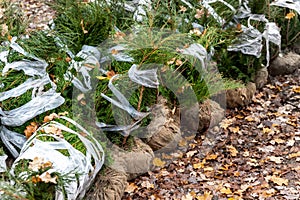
<box><xmin>122</xmin><ymin>69</ymin><xmax>300</xmax><ymax>199</ymax></box>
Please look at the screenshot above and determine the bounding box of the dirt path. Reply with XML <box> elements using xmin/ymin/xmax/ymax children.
<box><xmin>122</xmin><ymin>70</ymin><xmax>300</xmax><ymax>199</ymax></box>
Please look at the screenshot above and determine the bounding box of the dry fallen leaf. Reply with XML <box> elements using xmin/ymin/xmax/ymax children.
<box><xmin>141</xmin><ymin>180</ymin><xmax>154</xmax><ymax>189</ymax></box>
<box><xmin>288</xmin><ymin>152</ymin><xmax>300</xmax><ymax>159</ymax></box>
<box><xmin>43</xmin><ymin>113</ymin><xmax>59</xmax><ymax>123</ymax></box>
<box><xmin>24</xmin><ymin>122</ymin><xmax>38</xmax><ymax>138</ymax></box>
<box><xmin>152</xmin><ymin>157</ymin><xmax>166</xmax><ymax>167</ymax></box>
<box><xmin>196</xmin><ymin>191</ymin><xmax>213</xmax><ymax>200</ymax></box>
<box><xmin>227</xmin><ymin>145</ymin><xmax>238</xmax><ymax>157</ymax></box>
<box><xmin>265</xmin><ymin>175</ymin><xmax>288</xmax><ymax>186</ymax></box>
<box><xmin>268</xmin><ymin>156</ymin><xmax>283</xmax><ymax>164</ymax></box>
<box><xmin>206</xmin><ymin>154</ymin><xmax>218</xmax><ymax>160</ymax></box>
<box><xmin>182</xmin><ymin>192</ymin><xmax>193</xmax><ymax>200</ymax></box>
<box><xmin>125</xmin><ymin>183</ymin><xmax>138</xmax><ymax>193</ymax></box>
<box><xmin>186</xmin><ymin>150</ymin><xmax>197</xmax><ymax>158</ymax></box>
<box><xmin>39</xmin><ymin>172</ymin><xmax>57</xmax><ymax>184</ymax></box>
<box><xmin>193</xmin><ymin>159</ymin><xmax>206</xmax><ymax>169</ymax></box>
<box><xmin>229</xmin><ymin>126</ymin><xmax>240</xmax><ymax>133</ymax></box>
<box><xmin>220</xmin><ymin>187</ymin><xmax>232</xmax><ymax>195</ymax></box>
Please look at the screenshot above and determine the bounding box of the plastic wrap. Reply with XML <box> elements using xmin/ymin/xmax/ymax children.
<box><xmin>0</xmin><ymin>126</ymin><xmax>26</xmax><ymax>158</ymax></box>
<box><xmin>270</xmin><ymin>0</ymin><xmax>300</xmax><ymax>15</ymax></box>
<box><xmin>0</xmin><ymin>76</ymin><xmax>50</xmax><ymax>101</ymax></box>
<box><xmin>0</xmin><ymin>154</ymin><xmax>7</xmax><ymax>172</ymax></box>
<box><xmin>64</xmin><ymin>45</ymin><xmax>102</xmax><ymax>93</ymax></box>
<box><xmin>101</xmin><ymin>75</ymin><xmax>149</xmax><ymax>120</ymax></box>
<box><xmin>128</xmin><ymin>64</ymin><xmax>159</xmax><ymax>88</ymax></box>
<box><xmin>227</xmin><ymin>14</ymin><xmax>281</xmax><ymax>67</ymax></box>
<box><xmin>10</xmin><ymin>116</ymin><xmax>105</xmax><ymax>200</ymax></box>
<box><xmin>0</xmin><ymin>37</ymin><xmax>65</xmax><ymax>157</ymax></box>
<box><xmin>109</xmin><ymin>45</ymin><xmax>134</xmax><ymax>62</ymax></box>
<box><xmin>181</xmin><ymin>43</ymin><xmax>208</xmax><ymax>70</ymax></box>
<box><xmin>95</xmin><ymin>119</ymin><xmax>142</xmax><ymax>137</ymax></box>
<box><xmin>0</xmin><ymin>89</ymin><xmax>64</xmax><ymax>127</ymax></box>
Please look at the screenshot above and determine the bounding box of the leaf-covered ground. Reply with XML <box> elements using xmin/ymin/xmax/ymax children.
<box><xmin>122</xmin><ymin>69</ymin><xmax>300</xmax><ymax>200</ymax></box>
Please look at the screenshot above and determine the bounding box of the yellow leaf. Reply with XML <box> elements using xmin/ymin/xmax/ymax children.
<box><xmin>288</xmin><ymin>152</ymin><xmax>300</xmax><ymax>158</ymax></box>
<box><xmin>152</xmin><ymin>157</ymin><xmax>166</xmax><ymax>167</ymax></box>
<box><xmin>206</xmin><ymin>154</ymin><xmax>218</xmax><ymax>160</ymax></box>
<box><xmin>125</xmin><ymin>182</ymin><xmax>138</xmax><ymax>193</ymax></box>
<box><xmin>193</xmin><ymin>159</ymin><xmax>206</xmax><ymax>169</ymax></box>
<box><xmin>111</xmin><ymin>49</ymin><xmax>119</xmax><ymax>55</ymax></box>
<box><xmin>266</xmin><ymin>175</ymin><xmax>289</xmax><ymax>186</ymax></box>
<box><xmin>220</xmin><ymin>187</ymin><xmax>232</xmax><ymax>195</ymax></box>
<box><xmin>229</xmin><ymin>126</ymin><xmax>240</xmax><ymax>133</ymax></box>
<box><xmin>292</xmin><ymin>86</ymin><xmax>300</xmax><ymax>93</ymax></box>
<box><xmin>263</xmin><ymin>127</ymin><xmax>272</xmax><ymax>134</ymax></box>
<box><xmin>204</xmin><ymin>167</ymin><xmax>214</xmax><ymax>172</ymax></box>
<box><xmin>196</xmin><ymin>191</ymin><xmax>213</xmax><ymax>200</ymax></box>
<box><xmin>273</xmin><ymin>138</ymin><xmax>285</xmax><ymax>144</ymax></box>
<box><xmin>80</xmin><ymin>19</ymin><xmax>88</xmax><ymax>34</ymax></box>
<box><xmin>235</xmin><ymin>114</ymin><xmax>244</xmax><ymax>119</ymax></box>
<box><xmin>285</xmin><ymin>12</ymin><xmax>296</xmax><ymax>19</ymax></box>
<box><xmin>96</xmin><ymin>76</ymin><xmax>109</xmax><ymax>80</ymax></box>
<box><xmin>227</xmin><ymin>145</ymin><xmax>238</xmax><ymax>157</ymax></box>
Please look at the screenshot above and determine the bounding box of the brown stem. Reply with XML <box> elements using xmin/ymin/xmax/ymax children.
<box><xmin>137</xmin><ymin>86</ymin><xmax>145</xmax><ymax>111</ymax></box>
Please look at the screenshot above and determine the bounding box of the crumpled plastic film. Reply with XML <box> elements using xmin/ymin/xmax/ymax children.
<box><xmin>128</xmin><ymin>64</ymin><xmax>159</xmax><ymax>88</ymax></box>
<box><xmin>64</xmin><ymin>45</ymin><xmax>102</xmax><ymax>93</ymax></box>
<box><xmin>227</xmin><ymin>14</ymin><xmax>281</xmax><ymax>67</ymax></box>
<box><xmin>11</xmin><ymin>116</ymin><xmax>104</xmax><ymax>200</ymax></box>
<box><xmin>95</xmin><ymin>118</ymin><xmax>142</xmax><ymax>137</ymax></box>
<box><xmin>109</xmin><ymin>45</ymin><xmax>134</xmax><ymax>62</ymax></box>
<box><xmin>270</xmin><ymin>0</ymin><xmax>300</xmax><ymax>15</ymax></box>
<box><xmin>0</xmin><ymin>89</ymin><xmax>65</xmax><ymax>126</ymax></box>
<box><xmin>101</xmin><ymin>74</ymin><xmax>149</xmax><ymax>120</ymax></box>
<box><xmin>0</xmin><ymin>37</ymin><xmax>65</xmax><ymax>156</ymax></box>
<box><xmin>0</xmin><ymin>76</ymin><xmax>50</xmax><ymax>101</ymax></box>
<box><xmin>0</xmin><ymin>126</ymin><xmax>26</xmax><ymax>158</ymax></box>
<box><xmin>201</xmin><ymin>0</ymin><xmax>238</xmax><ymax>25</ymax></box>
<box><xmin>180</xmin><ymin>43</ymin><xmax>208</xmax><ymax>71</ymax></box>
<box><xmin>0</xmin><ymin>154</ymin><xmax>7</xmax><ymax>172</ymax></box>
<box><xmin>124</xmin><ymin>0</ymin><xmax>152</xmax><ymax>22</ymax></box>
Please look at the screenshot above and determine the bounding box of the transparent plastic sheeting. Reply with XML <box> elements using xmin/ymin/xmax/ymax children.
<box><xmin>64</xmin><ymin>45</ymin><xmax>101</xmax><ymax>93</ymax></box>
<box><xmin>0</xmin><ymin>37</ymin><xmax>64</xmax><ymax>157</ymax></box>
<box><xmin>227</xmin><ymin>15</ymin><xmax>281</xmax><ymax>67</ymax></box>
<box><xmin>101</xmin><ymin>74</ymin><xmax>150</xmax><ymax>121</ymax></box>
<box><xmin>270</xmin><ymin>0</ymin><xmax>300</xmax><ymax>15</ymax></box>
<box><xmin>0</xmin><ymin>154</ymin><xmax>7</xmax><ymax>172</ymax></box>
<box><xmin>128</xmin><ymin>64</ymin><xmax>159</xmax><ymax>88</ymax></box>
<box><xmin>10</xmin><ymin>116</ymin><xmax>105</xmax><ymax>200</ymax></box>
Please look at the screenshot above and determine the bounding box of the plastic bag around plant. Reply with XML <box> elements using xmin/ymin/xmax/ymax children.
<box><xmin>0</xmin><ymin>126</ymin><xmax>26</xmax><ymax>158</ymax></box>
<box><xmin>227</xmin><ymin>14</ymin><xmax>281</xmax><ymax>67</ymax></box>
<box><xmin>128</xmin><ymin>64</ymin><xmax>159</xmax><ymax>88</ymax></box>
<box><xmin>270</xmin><ymin>0</ymin><xmax>300</xmax><ymax>15</ymax></box>
<box><xmin>0</xmin><ymin>154</ymin><xmax>7</xmax><ymax>172</ymax></box>
<box><xmin>10</xmin><ymin>116</ymin><xmax>105</xmax><ymax>200</ymax></box>
<box><xmin>0</xmin><ymin>89</ymin><xmax>64</xmax><ymax>127</ymax></box>
<box><xmin>64</xmin><ymin>45</ymin><xmax>103</xmax><ymax>93</ymax></box>
<box><xmin>108</xmin><ymin>45</ymin><xmax>134</xmax><ymax>62</ymax></box>
<box><xmin>0</xmin><ymin>76</ymin><xmax>50</xmax><ymax>101</ymax></box>
<box><xmin>101</xmin><ymin>74</ymin><xmax>149</xmax><ymax>121</ymax></box>
<box><xmin>180</xmin><ymin>43</ymin><xmax>208</xmax><ymax>71</ymax></box>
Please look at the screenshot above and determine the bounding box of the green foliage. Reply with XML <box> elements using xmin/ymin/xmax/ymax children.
<box><xmin>0</xmin><ymin>1</ymin><xmax>27</xmax><ymax>38</ymax></box>
<box><xmin>50</xmin><ymin>0</ymin><xmax>115</xmax><ymax>52</ymax></box>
